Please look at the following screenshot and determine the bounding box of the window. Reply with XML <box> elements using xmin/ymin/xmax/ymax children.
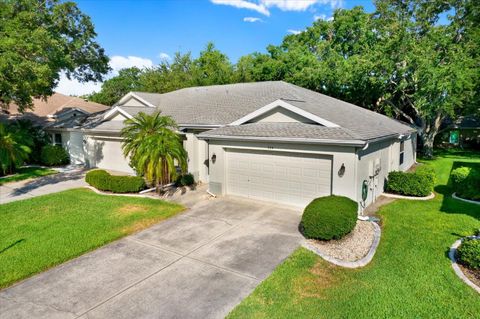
<box><xmin>399</xmin><ymin>141</ymin><xmax>405</xmax><ymax>165</ymax></box>
<box><xmin>54</xmin><ymin>133</ymin><xmax>62</xmax><ymax>146</ymax></box>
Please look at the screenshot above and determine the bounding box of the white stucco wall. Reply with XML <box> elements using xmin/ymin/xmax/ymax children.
<box><xmin>206</xmin><ymin>140</ymin><xmax>357</xmax><ymax>202</ymax></box>
<box><xmin>183</xmin><ymin>132</ymin><xmax>209</xmax><ymax>183</ymax></box>
<box><xmin>355</xmin><ymin>134</ymin><xmax>417</xmax><ymax>208</ymax></box>
<box><xmin>68</xmin><ymin>131</ymin><xmax>85</xmax><ymax>165</ymax></box>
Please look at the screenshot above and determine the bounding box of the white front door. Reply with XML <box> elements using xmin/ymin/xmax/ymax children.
<box><xmin>225</xmin><ymin>149</ymin><xmax>332</xmax><ymax>207</ymax></box>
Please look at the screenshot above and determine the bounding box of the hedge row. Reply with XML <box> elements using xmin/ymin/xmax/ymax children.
<box><xmin>385</xmin><ymin>166</ymin><xmax>436</xmax><ymax>197</ymax></box>
<box><xmin>85</xmin><ymin>169</ymin><xmax>146</xmax><ymax>193</ymax></box>
<box><xmin>40</xmin><ymin>145</ymin><xmax>70</xmax><ymax>166</ymax></box>
<box><xmin>451</xmin><ymin>166</ymin><xmax>480</xmax><ymax>201</ymax></box>
<box><xmin>301</xmin><ymin>195</ymin><xmax>358</xmax><ymax>240</ymax></box>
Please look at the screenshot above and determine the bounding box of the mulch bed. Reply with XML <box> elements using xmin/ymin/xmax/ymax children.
<box><xmin>306</xmin><ymin>221</ymin><xmax>375</xmax><ymax>262</ymax></box>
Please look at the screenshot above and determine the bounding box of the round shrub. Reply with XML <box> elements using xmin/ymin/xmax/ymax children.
<box><xmin>175</xmin><ymin>173</ymin><xmax>195</xmax><ymax>187</ymax></box>
<box><xmin>457</xmin><ymin>238</ymin><xmax>480</xmax><ymax>270</ymax></box>
<box><xmin>40</xmin><ymin>145</ymin><xmax>70</xmax><ymax>166</ymax></box>
<box><xmin>451</xmin><ymin>166</ymin><xmax>480</xmax><ymax>201</ymax></box>
<box><xmin>301</xmin><ymin>195</ymin><xmax>358</xmax><ymax>240</ymax></box>
<box><xmin>85</xmin><ymin>169</ymin><xmax>146</xmax><ymax>193</ymax></box>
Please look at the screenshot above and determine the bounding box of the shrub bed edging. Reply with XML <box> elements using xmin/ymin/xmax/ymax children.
<box><xmin>302</xmin><ymin>221</ymin><xmax>381</xmax><ymax>268</ymax></box>
<box><xmin>449</xmin><ymin>236</ymin><xmax>480</xmax><ymax>294</ymax></box>
<box><xmin>382</xmin><ymin>192</ymin><xmax>435</xmax><ymax>200</ymax></box>
<box><xmin>452</xmin><ymin>193</ymin><xmax>480</xmax><ymax>205</ymax></box>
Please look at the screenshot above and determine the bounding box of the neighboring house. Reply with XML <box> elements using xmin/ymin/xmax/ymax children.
<box><xmin>1</xmin><ymin>93</ymin><xmax>109</xmax><ymax>164</ymax></box>
<box><xmin>435</xmin><ymin>115</ymin><xmax>480</xmax><ymax>149</ymax></box>
<box><xmin>49</xmin><ymin>81</ymin><xmax>416</xmax><ymax>209</ymax></box>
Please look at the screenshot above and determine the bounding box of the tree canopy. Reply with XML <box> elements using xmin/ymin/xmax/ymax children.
<box><xmin>91</xmin><ymin>0</ymin><xmax>479</xmax><ymax>156</ymax></box>
<box><xmin>0</xmin><ymin>0</ymin><xmax>110</xmax><ymax>112</ymax></box>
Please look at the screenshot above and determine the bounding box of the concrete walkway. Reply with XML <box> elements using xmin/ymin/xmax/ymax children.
<box><xmin>0</xmin><ymin>169</ymin><xmax>87</xmax><ymax>204</ymax></box>
<box><xmin>0</xmin><ymin>195</ymin><xmax>302</xmax><ymax>319</ymax></box>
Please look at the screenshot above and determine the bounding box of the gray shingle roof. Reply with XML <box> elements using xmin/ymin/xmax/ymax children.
<box><xmin>198</xmin><ymin>123</ymin><xmax>364</xmax><ymax>145</ymax></box>
<box><xmin>121</xmin><ymin>81</ymin><xmax>413</xmax><ymax>141</ymax></box>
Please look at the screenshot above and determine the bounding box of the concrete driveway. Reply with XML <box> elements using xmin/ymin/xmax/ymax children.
<box><xmin>0</xmin><ymin>196</ymin><xmax>302</xmax><ymax>319</ymax></box>
<box><xmin>0</xmin><ymin>169</ymin><xmax>87</xmax><ymax>204</ymax></box>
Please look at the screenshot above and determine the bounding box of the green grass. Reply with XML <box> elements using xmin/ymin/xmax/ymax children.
<box><xmin>228</xmin><ymin>151</ymin><xmax>480</xmax><ymax>319</ymax></box>
<box><xmin>0</xmin><ymin>166</ymin><xmax>57</xmax><ymax>185</ymax></box>
<box><xmin>0</xmin><ymin>188</ymin><xmax>183</xmax><ymax>288</ymax></box>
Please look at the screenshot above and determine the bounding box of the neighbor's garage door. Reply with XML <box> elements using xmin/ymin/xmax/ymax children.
<box><xmin>95</xmin><ymin>138</ymin><xmax>134</xmax><ymax>174</ymax></box>
<box><xmin>226</xmin><ymin>149</ymin><xmax>332</xmax><ymax>207</ymax></box>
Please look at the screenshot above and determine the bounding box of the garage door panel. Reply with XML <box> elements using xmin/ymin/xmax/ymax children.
<box><xmin>226</xmin><ymin>149</ymin><xmax>332</xmax><ymax>207</ymax></box>
<box><xmin>95</xmin><ymin>139</ymin><xmax>134</xmax><ymax>174</ymax></box>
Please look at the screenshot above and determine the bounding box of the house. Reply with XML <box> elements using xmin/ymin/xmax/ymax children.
<box><xmin>47</xmin><ymin>81</ymin><xmax>416</xmax><ymax>208</ymax></box>
<box><xmin>1</xmin><ymin>93</ymin><xmax>109</xmax><ymax>164</ymax></box>
<box><xmin>435</xmin><ymin>115</ymin><xmax>480</xmax><ymax>149</ymax></box>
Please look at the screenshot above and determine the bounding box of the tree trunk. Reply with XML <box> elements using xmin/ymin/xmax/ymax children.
<box><xmin>419</xmin><ymin>112</ymin><xmax>443</xmax><ymax>159</ymax></box>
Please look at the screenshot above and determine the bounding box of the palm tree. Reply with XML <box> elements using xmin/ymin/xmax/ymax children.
<box><xmin>0</xmin><ymin>123</ymin><xmax>32</xmax><ymax>176</ymax></box>
<box><xmin>121</xmin><ymin>111</ymin><xmax>187</xmax><ymax>189</ymax></box>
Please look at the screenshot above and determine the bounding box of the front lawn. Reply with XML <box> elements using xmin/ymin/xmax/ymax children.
<box><xmin>0</xmin><ymin>188</ymin><xmax>183</xmax><ymax>288</ymax></box>
<box><xmin>228</xmin><ymin>151</ymin><xmax>480</xmax><ymax>319</ymax></box>
<box><xmin>0</xmin><ymin>166</ymin><xmax>57</xmax><ymax>185</ymax></box>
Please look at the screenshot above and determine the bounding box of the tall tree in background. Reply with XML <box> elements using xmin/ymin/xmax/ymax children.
<box><xmin>241</xmin><ymin>1</ymin><xmax>479</xmax><ymax>157</ymax></box>
<box><xmin>89</xmin><ymin>67</ymin><xmax>142</xmax><ymax>106</ymax></box>
<box><xmin>0</xmin><ymin>0</ymin><xmax>110</xmax><ymax>112</ymax></box>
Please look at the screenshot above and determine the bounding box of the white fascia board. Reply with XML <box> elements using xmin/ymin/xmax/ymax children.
<box><xmin>103</xmin><ymin>106</ymin><xmax>133</xmax><ymax>120</ymax></box>
<box><xmin>229</xmin><ymin>99</ymin><xmax>340</xmax><ymax>127</ymax></box>
<box><xmin>116</xmin><ymin>92</ymin><xmax>156</xmax><ymax>107</ymax></box>
<box><xmin>197</xmin><ymin>134</ymin><xmax>365</xmax><ymax>147</ymax></box>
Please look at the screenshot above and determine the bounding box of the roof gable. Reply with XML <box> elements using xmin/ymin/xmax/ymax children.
<box><xmin>230</xmin><ymin>99</ymin><xmax>339</xmax><ymax>127</ymax></box>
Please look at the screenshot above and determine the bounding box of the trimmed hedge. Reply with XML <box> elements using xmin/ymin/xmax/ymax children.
<box><xmin>457</xmin><ymin>238</ymin><xmax>480</xmax><ymax>270</ymax></box>
<box><xmin>301</xmin><ymin>195</ymin><xmax>357</xmax><ymax>240</ymax></box>
<box><xmin>385</xmin><ymin>166</ymin><xmax>436</xmax><ymax>197</ymax></box>
<box><xmin>451</xmin><ymin>166</ymin><xmax>480</xmax><ymax>201</ymax></box>
<box><xmin>40</xmin><ymin>145</ymin><xmax>70</xmax><ymax>166</ymax></box>
<box><xmin>85</xmin><ymin>169</ymin><xmax>146</xmax><ymax>193</ymax></box>
<box><xmin>175</xmin><ymin>173</ymin><xmax>195</xmax><ymax>187</ymax></box>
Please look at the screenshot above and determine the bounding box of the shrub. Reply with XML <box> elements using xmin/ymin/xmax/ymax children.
<box><xmin>40</xmin><ymin>145</ymin><xmax>70</xmax><ymax>166</ymax></box>
<box><xmin>175</xmin><ymin>173</ymin><xmax>195</xmax><ymax>187</ymax></box>
<box><xmin>85</xmin><ymin>169</ymin><xmax>146</xmax><ymax>193</ymax></box>
<box><xmin>457</xmin><ymin>238</ymin><xmax>480</xmax><ymax>270</ymax></box>
<box><xmin>451</xmin><ymin>166</ymin><xmax>480</xmax><ymax>201</ymax></box>
<box><xmin>386</xmin><ymin>168</ymin><xmax>436</xmax><ymax>197</ymax></box>
<box><xmin>301</xmin><ymin>195</ymin><xmax>357</xmax><ymax>240</ymax></box>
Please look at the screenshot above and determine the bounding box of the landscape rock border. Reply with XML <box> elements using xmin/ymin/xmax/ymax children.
<box><xmin>449</xmin><ymin>236</ymin><xmax>480</xmax><ymax>294</ymax></box>
<box><xmin>84</xmin><ymin>185</ymin><xmax>160</xmax><ymax>200</ymax></box>
<box><xmin>302</xmin><ymin>221</ymin><xmax>381</xmax><ymax>268</ymax></box>
<box><xmin>452</xmin><ymin>193</ymin><xmax>480</xmax><ymax>205</ymax></box>
<box><xmin>382</xmin><ymin>192</ymin><xmax>435</xmax><ymax>200</ymax></box>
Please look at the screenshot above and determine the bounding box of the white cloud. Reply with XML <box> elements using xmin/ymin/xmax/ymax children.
<box><xmin>109</xmin><ymin>55</ymin><xmax>153</xmax><ymax>72</ymax></box>
<box><xmin>55</xmin><ymin>55</ymin><xmax>154</xmax><ymax>96</ymax></box>
<box><xmin>243</xmin><ymin>17</ymin><xmax>262</xmax><ymax>22</ymax></box>
<box><xmin>314</xmin><ymin>14</ymin><xmax>333</xmax><ymax>21</ymax></box>
<box><xmin>211</xmin><ymin>0</ymin><xmax>270</xmax><ymax>16</ymax></box>
<box><xmin>55</xmin><ymin>73</ymin><xmax>103</xmax><ymax>96</ymax></box>
<box><xmin>211</xmin><ymin>0</ymin><xmax>342</xmax><ymax>16</ymax></box>
<box><xmin>262</xmin><ymin>0</ymin><xmax>318</xmax><ymax>11</ymax></box>
<box><xmin>158</xmin><ymin>52</ymin><xmax>171</xmax><ymax>61</ymax></box>
<box><xmin>287</xmin><ymin>29</ymin><xmax>302</xmax><ymax>35</ymax></box>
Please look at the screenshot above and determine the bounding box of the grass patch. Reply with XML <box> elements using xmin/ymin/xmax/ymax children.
<box><xmin>0</xmin><ymin>167</ymin><xmax>57</xmax><ymax>185</ymax></box>
<box><xmin>228</xmin><ymin>151</ymin><xmax>480</xmax><ymax>319</ymax></box>
<box><xmin>0</xmin><ymin>188</ymin><xmax>183</xmax><ymax>288</ymax></box>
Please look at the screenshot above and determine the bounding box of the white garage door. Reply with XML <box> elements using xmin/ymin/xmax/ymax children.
<box><xmin>226</xmin><ymin>149</ymin><xmax>332</xmax><ymax>207</ymax></box>
<box><xmin>95</xmin><ymin>138</ymin><xmax>134</xmax><ymax>174</ymax></box>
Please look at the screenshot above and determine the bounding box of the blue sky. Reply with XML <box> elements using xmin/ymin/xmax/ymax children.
<box><xmin>57</xmin><ymin>0</ymin><xmax>376</xmax><ymax>95</ymax></box>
